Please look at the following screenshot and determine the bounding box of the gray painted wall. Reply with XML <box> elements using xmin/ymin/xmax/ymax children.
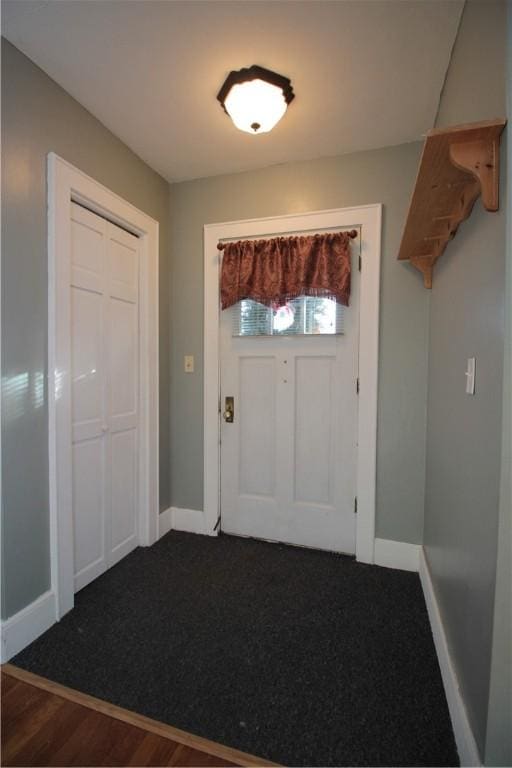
<box><xmin>435</xmin><ymin>1</ymin><xmax>507</xmax><ymax>128</ymax></box>
<box><xmin>1</xmin><ymin>39</ymin><xmax>171</xmax><ymax>619</ymax></box>
<box><xmin>169</xmin><ymin>142</ymin><xmax>428</xmax><ymax>544</ymax></box>
<box><xmin>424</xmin><ymin>0</ymin><xmax>508</xmax><ymax>757</ymax></box>
<box><xmin>485</xmin><ymin>5</ymin><xmax>512</xmax><ymax>765</ymax></box>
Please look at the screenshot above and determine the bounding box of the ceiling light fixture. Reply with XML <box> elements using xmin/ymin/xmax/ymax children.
<box><xmin>217</xmin><ymin>65</ymin><xmax>295</xmax><ymax>135</ymax></box>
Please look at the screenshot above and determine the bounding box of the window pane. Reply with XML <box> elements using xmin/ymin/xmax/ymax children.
<box><xmin>304</xmin><ymin>297</ymin><xmax>339</xmax><ymax>334</ymax></box>
<box><xmin>232</xmin><ymin>297</ymin><xmax>344</xmax><ymax>337</ymax></box>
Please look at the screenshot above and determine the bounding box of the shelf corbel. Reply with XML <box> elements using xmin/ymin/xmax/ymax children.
<box><xmin>398</xmin><ymin>119</ymin><xmax>506</xmax><ymax>288</ymax></box>
<box><xmin>449</xmin><ymin>138</ymin><xmax>500</xmax><ymax>211</ymax></box>
<box><xmin>409</xmin><ymin>256</ymin><xmax>434</xmax><ymax>289</ymax></box>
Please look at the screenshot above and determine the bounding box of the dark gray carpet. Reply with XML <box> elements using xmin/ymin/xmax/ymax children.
<box><xmin>13</xmin><ymin>531</ymin><xmax>458</xmax><ymax>767</ymax></box>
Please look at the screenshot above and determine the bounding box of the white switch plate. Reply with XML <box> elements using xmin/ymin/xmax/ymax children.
<box><xmin>465</xmin><ymin>357</ymin><xmax>476</xmax><ymax>395</ymax></box>
<box><xmin>184</xmin><ymin>355</ymin><xmax>194</xmax><ymax>373</ymax></box>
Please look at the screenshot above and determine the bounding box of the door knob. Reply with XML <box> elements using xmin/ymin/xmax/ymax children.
<box><xmin>223</xmin><ymin>396</ymin><xmax>234</xmax><ymax>423</ymax></box>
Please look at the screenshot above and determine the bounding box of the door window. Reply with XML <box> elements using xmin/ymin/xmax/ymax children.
<box><xmin>232</xmin><ymin>296</ymin><xmax>344</xmax><ymax>337</ymax></box>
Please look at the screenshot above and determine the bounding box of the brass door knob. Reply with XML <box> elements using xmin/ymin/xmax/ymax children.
<box><xmin>223</xmin><ymin>396</ymin><xmax>234</xmax><ymax>423</ymax></box>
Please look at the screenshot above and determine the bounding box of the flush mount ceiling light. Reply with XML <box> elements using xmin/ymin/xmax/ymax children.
<box><xmin>217</xmin><ymin>65</ymin><xmax>295</xmax><ymax>135</ymax></box>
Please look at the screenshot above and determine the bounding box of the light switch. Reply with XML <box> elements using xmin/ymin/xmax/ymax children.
<box><xmin>465</xmin><ymin>357</ymin><xmax>476</xmax><ymax>395</ymax></box>
<box><xmin>184</xmin><ymin>355</ymin><xmax>194</xmax><ymax>373</ymax></box>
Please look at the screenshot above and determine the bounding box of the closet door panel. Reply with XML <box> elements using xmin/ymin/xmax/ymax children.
<box><xmin>71</xmin><ymin>204</ymin><xmax>107</xmax><ymax>591</ymax></box>
<box><xmin>71</xmin><ymin>286</ymin><xmax>104</xmax><ymax>443</ymax></box>
<box><xmin>106</xmin><ymin>220</ymin><xmax>139</xmax><ymax>567</ymax></box>
<box><xmin>109</xmin><ymin>296</ymin><xmax>138</xmax><ymax>433</ymax></box>
<box><xmin>110</xmin><ymin>428</ymin><xmax>138</xmax><ymax>559</ymax></box>
<box><xmin>70</xmin><ymin>204</ymin><xmax>140</xmax><ymax>590</ymax></box>
<box><xmin>72</xmin><ymin>427</ymin><xmax>106</xmax><ymax>590</ymax></box>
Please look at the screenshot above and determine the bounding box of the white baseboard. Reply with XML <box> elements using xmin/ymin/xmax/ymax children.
<box><xmin>374</xmin><ymin>538</ymin><xmax>420</xmax><ymax>571</ymax></box>
<box><xmin>419</xmin><ymin>548</ymin><xmax>481</xmax><ymax>767</ymax></box>
<box><xmin>1</xmin><ymin>590</ymin><xmax>56</xmax><ymax>663</ymax></box>
<box><xmin>158</xmin><ymin>507</ymin><xmax>215</xmax><ymax>538</ymax></box>
<box><xmin>158</xmin><ymin>507</ymin><xmax>173</xmax><ymax>538</ymax></box>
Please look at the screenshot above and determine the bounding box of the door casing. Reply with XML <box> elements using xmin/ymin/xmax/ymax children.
<box><xmin>204</xmin><ymin>205</ymin><xmax>382</xmax><ymax>564</ymax></box>
<box><xmin>48</xmin><ymin>154</ymin><xmax>159</xmax><ymax>619</ymax></box>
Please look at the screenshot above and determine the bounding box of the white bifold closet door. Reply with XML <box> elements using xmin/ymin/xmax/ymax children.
<box><xmin>70</xmin><ymin>202</ymin><xmax>140</xmax><ymax>593</ymax></box>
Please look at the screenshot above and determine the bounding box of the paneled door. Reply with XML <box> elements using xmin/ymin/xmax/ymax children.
<box><xmin>70</xmin><ymin>202</ymin><xmax>140</xmax><ymax>592</ymax></box>
<box><xmin>220</xmin><ymin>238</ymin><xmax>359</xmax><ymax>554</ymax></box>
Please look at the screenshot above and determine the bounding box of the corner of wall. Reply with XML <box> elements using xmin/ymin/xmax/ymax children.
<box><xmin>433</xmin><ymin>0</ymin><xmax>466</xmax><ymax>130</ymax></box>
<box><xmin>421</xmin><ymin>288</ymin><xmax>432</xmax><ymax>547</ymax></box>
<box><xmin>483</xmin><ymin>6</ymin><xmax>512</xmax><ymax>764</ymax></box>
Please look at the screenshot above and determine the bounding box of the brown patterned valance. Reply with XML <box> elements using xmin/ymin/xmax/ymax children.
<box><xmin>219</xmin><ymin>231</ymin><xmax>357</xmax><ymax>310</ymax></box>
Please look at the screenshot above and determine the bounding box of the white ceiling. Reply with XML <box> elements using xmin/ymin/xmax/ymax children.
<box><xmin>2</xmin><ymin>0</ymin><xmax>464</xmax><ymax>183</ymax></box>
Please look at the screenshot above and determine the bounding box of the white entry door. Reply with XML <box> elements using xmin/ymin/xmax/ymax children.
<box><xmin>70</xmin><ymin>202</ymin><xmax>140</xmax><ymax>592</ymax></box>
<box><xmin>220</xmin><ymin>238</ymin><xmax>359</xmax><ymax>554</ymax></box>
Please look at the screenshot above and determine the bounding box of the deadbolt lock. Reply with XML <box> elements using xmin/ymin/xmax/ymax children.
<box><xmin>223</xmin><ymin>396</ymin><xmax>234</xmax><ymax>423</ymax></box>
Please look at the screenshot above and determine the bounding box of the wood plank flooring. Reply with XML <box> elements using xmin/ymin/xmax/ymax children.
<box><xmin>1</xmin><ymin>665</ymin><xmax>278</xmax><ymax>767</ymax></box>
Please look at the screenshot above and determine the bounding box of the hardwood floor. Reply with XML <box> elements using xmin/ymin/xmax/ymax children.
<box><xmin>1</xmin><ymin>665</ymin><xmax>278</xmax><ymax>767</ymax></box>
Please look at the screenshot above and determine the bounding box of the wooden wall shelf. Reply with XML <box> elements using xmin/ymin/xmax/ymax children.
<box><xmin>398</xmin><ymin>118</ymin><xmax>506</xmax><ymax>288</ymax></box>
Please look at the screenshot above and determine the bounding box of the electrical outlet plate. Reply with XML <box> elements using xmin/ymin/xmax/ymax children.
<box><xmin>184</xmin><ymin>355</ymin><xmax>194</xmax><ymax>373</ymax></box>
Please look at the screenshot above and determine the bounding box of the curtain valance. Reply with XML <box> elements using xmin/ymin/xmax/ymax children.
<box><xmin>219</xmin><ymin>230</ymin><xmax>357</xmax><ymax>310</ymax></box>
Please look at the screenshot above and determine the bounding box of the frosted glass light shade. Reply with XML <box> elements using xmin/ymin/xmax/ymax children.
<box><xmin>217</xmin><ymin>65</ymin><xmax>295</xmax><ymax>135</ymax></box>
<box><xmin>224</xmin><ymin>79</ymin><xmax>288</xmax><ymax>134</ymax></box>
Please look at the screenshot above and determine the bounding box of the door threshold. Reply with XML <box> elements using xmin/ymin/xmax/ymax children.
<box><xmin>219</xmin><ymin>529</ymin><xmax>356</xmax><ymax>558</ymax></box>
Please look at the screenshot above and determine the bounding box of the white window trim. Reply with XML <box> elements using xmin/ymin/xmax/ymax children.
<box><xmin>204</xmin><ymin>205</ymin><xmax>381</xmax><ymax>563</ymax></box>
<box><xmin>48</xmin><ymin>153</ymin><xmax>159</xmax><ymax>619</ymax></box>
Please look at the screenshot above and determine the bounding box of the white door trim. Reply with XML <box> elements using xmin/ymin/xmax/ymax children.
<box><xmin>48</xmin><ymin>153</ymin><xmax>159</xmax><ymax>619</ymax></box>
<box><xmin>204</xmin><ymin>205</ymin><xmax>381</xmax><ymax>563</ymax></box>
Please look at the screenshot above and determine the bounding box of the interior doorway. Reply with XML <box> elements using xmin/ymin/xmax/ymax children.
<box><xmin>219</xmin><ymin>237</ymin><xmax>360</xmax><ymax>553</ymax></box>
<box><xmin>48</xmin><ymin>154</ymin><xmax>159</xmax><ymax>619</ymax></box>
<box><xmin>203</xmin><ymin>205</ymin><xmax>382</xmax><ymax>564</ymax></box>
<box><xmin>70</xmin><ymin>202</ymin><xmax>141</xmax><ymax>592</ymax></box>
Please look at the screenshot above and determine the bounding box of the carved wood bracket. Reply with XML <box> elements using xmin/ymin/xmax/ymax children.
<box><xmin>449</xmin><ymin>137</ymin><xmax>500</xmax><ymax>211</ymax></box>
<box><xmin>398</xmin><ymin>119</ymin><xmax>506</xmax><ymax>288</ymax></box>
